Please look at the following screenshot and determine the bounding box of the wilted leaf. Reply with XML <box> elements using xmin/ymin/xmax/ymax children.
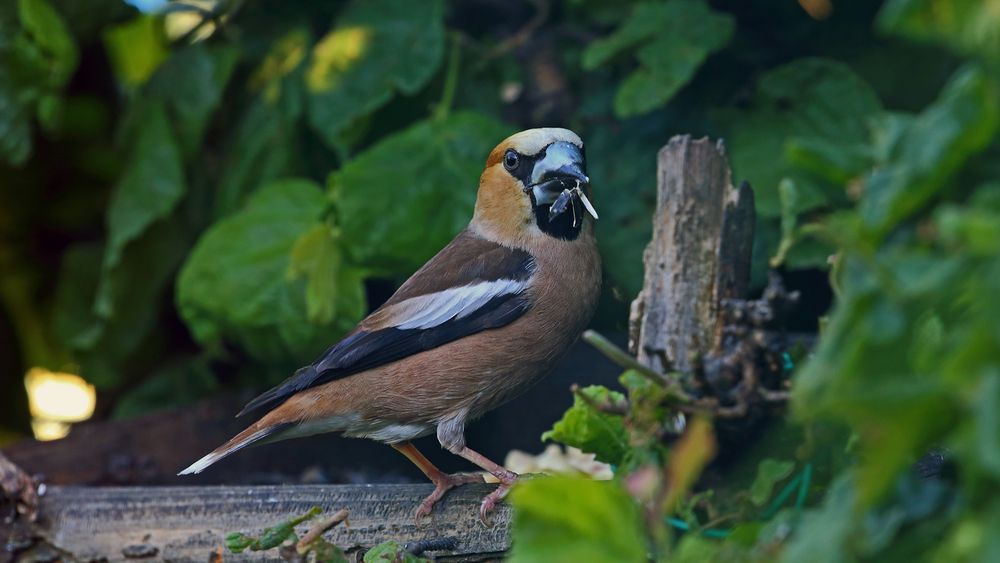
<box><xmin>750</xmin><ymin>459</ymin><xmax>796</xmax><ymax>506</ymax></box>
<box><xmin>542</xmin><ymin>385</ymin><xmax>629</xmax><ymax>465</ymax></box>
<box><xmin>306</xmin><ymin>0</ymin><xmax>445</xmax><ymax>147</ymax></box>
<box><xmin>663</xmin><ymin>416</ymin><xmax>716</xmax><ymax>511</ymax></box>
<box><xmin>177</xmin><ymin>179</ymin><xmax>365</xmax><ymax>367</ymax></box>
<box><xmin>509</xmin><ymin>476</ymin><xmax>647</xmax><ymax>563</ymax></box>
<box><xmin>331</xmin><ymin>112</ymin><xmax>510</xmax><ymax>274</ymax></box>
<box><xmin>583</xmin><ymin>0</ymin><xmax>733</xmax><ymax>117</ymax></box>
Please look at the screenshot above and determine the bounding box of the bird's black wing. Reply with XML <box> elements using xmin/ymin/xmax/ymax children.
<box><xmin>238</xmin><ymin>230</ymin><xmax>535</xmax><ymax>416</ymax></box>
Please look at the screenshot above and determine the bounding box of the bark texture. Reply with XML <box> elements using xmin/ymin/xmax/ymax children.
<box><xmin>629</xmin><ymin>135</ymin><xmax>755</xmax><ymax>374</ymax></box>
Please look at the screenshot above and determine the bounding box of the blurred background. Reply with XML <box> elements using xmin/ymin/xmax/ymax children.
<box><xmin>0</xmin><ymin>0</ymin><xmax>993</xmax><ymax>487</ymax></box>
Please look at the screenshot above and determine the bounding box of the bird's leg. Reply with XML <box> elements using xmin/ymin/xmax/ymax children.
<box><xmin>391</xmin><ymin>442</ymin><xmax>484</xmax><ymax>518</ymax></box>
<box><xmin>451</xmin><ymin>445</ymin><xmax>519</xmax><ymax>523</ymax></box>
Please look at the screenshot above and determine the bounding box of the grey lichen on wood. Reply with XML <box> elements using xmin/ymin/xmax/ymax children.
<box><xmin>36</xmin><ymin>484</ymin><xmax>509</xmax><ymax>562</ymax></box>
<box><xmin>628</xmin><ymin>135</ymin><xmax>755</xmax><ymax>375</ymax></box>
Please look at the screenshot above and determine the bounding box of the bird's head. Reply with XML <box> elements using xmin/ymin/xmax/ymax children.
<box><xmin>472</xmin><ymin>128</ymin><xmax>597</xmax><ymax>244</ymax></box>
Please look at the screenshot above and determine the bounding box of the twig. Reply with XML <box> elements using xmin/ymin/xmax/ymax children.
<box><xmin>582</xmin><ymin>331</ymin><xmax>692</xmax><ymax>402</ymax></box>
<box><xmin>433</xmin><ymin>33</ymin><xmax>462</xmax><ymax>121</ymax></box>
<box><xmin>479</xmin><ymin>0</ymin><xmax>550</xmax><ymax>64</ymax></box>
<box><xmin>583</xmin><ymin>331</ymin><xmax>666</xmax><ymax>384</ymax></box>
<box><xmin>295</xmin><ymin>509</ymin><xmax>348</xmax><ymax>553</ymax></box>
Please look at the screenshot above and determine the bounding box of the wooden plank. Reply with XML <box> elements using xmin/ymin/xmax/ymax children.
<box><xmin>629</xmin><ymin>135</ymin><xmax>755</xmax><ymax>374</ymax></box>
<box><xmin>36</xmin><ymin>484</ymin><xmax>510</xmax><ymax>562</ymax></box>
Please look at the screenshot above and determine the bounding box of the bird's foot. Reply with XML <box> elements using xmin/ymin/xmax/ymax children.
<box><xmin>479</xmin><ymin>469</ymin><xmax>519</xmax><ymax>525</ymax></box>
<box><xmin>416</xmin><ymin>472</ymin><xmax>485</xmax><ymax>519</ymax></box>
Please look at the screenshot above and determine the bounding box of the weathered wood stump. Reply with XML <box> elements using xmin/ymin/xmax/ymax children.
<box><xmin>629</xmin><ymin>135</ymin><xmax>755</xmax><ymax>374</ymax></box>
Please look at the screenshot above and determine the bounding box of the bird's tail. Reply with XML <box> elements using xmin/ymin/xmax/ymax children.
<box><xmin>177</xmin><ymin>421</ymin><xmax>293</xmax><ymax>475</ymax></box>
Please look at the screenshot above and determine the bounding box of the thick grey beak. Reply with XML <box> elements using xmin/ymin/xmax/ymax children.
<box><xmin>529</xmin><ymin>141</ymin><xmax>589</xmax><ymax>205</ymax></box>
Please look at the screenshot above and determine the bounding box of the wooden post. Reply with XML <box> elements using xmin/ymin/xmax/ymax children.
<box><xmin>629</xmin><ymin>136</ymin><xmax>754</xmax><ymax>375</ymax></box>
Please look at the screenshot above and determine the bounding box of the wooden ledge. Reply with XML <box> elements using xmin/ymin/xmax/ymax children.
<box><xmin>34</xmin><ymin>484</ymin><xmax>510</xmax><ymax>562</ymax></box>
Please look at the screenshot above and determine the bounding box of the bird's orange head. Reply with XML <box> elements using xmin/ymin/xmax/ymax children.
<box><xmin>472</xmin><ymin>128</ymin><xmax>596</xmax><ymax>246</ymax></box>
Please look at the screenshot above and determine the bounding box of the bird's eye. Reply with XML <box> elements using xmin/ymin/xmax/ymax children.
<box><xmin>503</xmin><ymin>150</ymin><xmax>520</xmax><ymax>171</ymax></box>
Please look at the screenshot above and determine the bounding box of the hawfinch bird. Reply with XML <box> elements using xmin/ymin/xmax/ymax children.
<box><xmin>180</xmin><ymin>128</ymin><xmax>602</xmax><ymax>520</ymax></box>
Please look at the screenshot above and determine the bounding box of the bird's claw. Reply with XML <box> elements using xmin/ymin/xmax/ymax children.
<box><xmin>478</xmin><ymin>470</ymin><xmax>519</xmax><ymax>527</ymax></box>
<box><xmin>414</xmin><ymin>472</ymin><xmax>485</xmax><ymax>520</ymax></box>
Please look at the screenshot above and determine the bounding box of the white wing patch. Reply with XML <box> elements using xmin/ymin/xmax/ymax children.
<box><xmin>390</xmin><ymin>278</ymin><xmax>530</xmax><ymax>330</ymax></box>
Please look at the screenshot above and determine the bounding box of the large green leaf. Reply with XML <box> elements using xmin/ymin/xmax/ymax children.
<box><xmin>177</xmin><ymin>179</ymin><xmax>365</xmax><ymax>367</ymax></box>
<box><xmin>582</xmin><ymin>0</ymin><xmax>733</xmax><ymax>117</ymax></box>
<box><xmin>306</xmin><ymin>0</ymin><xmax>445</xmax><ymax>147</ymax></box>
<box><xmin>860</xmin><ymin>64</ymin><xmax>1000</xmax><ymax>237</ymax></box>
<box><xmin>542</xmin><ymin>385</ymin><xmax>629</xmax><ymax>465</ymax></box>
<box><xmin>878</xmin><ymin>0</ymin><xmax>1000</xmax><ymax>60</ymax></box>
<box><xmin>145</xmin><ymin>43</ymin><xmax>240</xmax><ymax>158</ymax></box>
<box><xmin>509</xmin><ymin>476</ymin><xmax>647</xmax><ymax>563</ymax></box>
<box><xmin>16</xmin><ymin>0</ymin><xmax>76</xmax><ymax>85</ymax></box>
<box><xmin>714</xmin><ymin>58</ymin><xmax>883</xmax><ymax>218</ymax></box>
<box><xmin>97</xmin><ymin>101</ymin><xmax>185</xmax><ymax>317</ymax></box>
<box><xmin>330</xmin><ymin>112</ymin><xmax>510</xmax><ymax>274</ymax></box>
<box><xmin>215</xmin><ymin>98</ymin><xmax>298</xmax><ymax>218</ymax></box>
<box><xmin>0</xmin><ymin>0</ymin><xmax>77</xmax><ymax>165</ymax></box>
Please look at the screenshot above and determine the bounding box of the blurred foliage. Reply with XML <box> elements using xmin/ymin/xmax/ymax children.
<box><xmin>520</xmin><ymin>1</ymin><xmax>1000</xmax><ymax>562</ymax></box>
<box><xmin>1</xmin><ymin>0</ymin><xmax>1000</xmax><ymax>560</ymax></box>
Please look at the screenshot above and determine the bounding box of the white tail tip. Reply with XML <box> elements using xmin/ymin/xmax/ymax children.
<box><xmin>178</xmin><ymin>452</ymin><xmax>221</xmax><ymax>475</ymax></box>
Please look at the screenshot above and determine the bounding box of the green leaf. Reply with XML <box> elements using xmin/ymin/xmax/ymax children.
<box><xmin>98</xmin><ymin>101</ymin><xmax>185</xmax><ymax>316</ymax></box>
<box><xmin>582</xmin><ymin>0</ymin><xmax>734</xmax><ymax>117</ymax></box>
<box><xmin>306</xmin><ymin>0</ymin><xmax>445</xmax><ymax>147</ymax></box>
<box><xmin>878</xmin><ymin>0</ymin><xmax>1000</xmax><ymax>60</ymax></box>
<box><xmin>509</xmin><ymin>476</ymin><xmax>647</xmax><ymax>563</ymax></box>
<box><xmin>215</xmin><ymin>98</ymin><xmax>298</xmax><ymax>217</ymax></box>
<box><xmin>177</xmin><ymin>179</ymin><xmax>365</xmax><ymax>367</ymax></box>
<box><xmin>145</xmin><ymin>43</ymin><xmax>240</xmax><ymax>158</ymax></box>
<box><xmin>860</xmin><ymin>64</ymin><xmax>1000</xmax><ymax>236</ymax></box>
<box><xmin>288</xmin><ymin>224</ymin><xmax>347</xmax><ymax>325</ymax></box>
<box><xmin>714</xmin><ymin>58</ymin><xmax>882</xmax><ymax>218</ymax></box>
<box><xmin>17</xmin><ymin>0</ymin><xmax>77</xmax><ymax>86</ymax></box>
<box><xmin>330</xmin><ymin>112</ymin><xmax>510</xmax><ymax>274</ymax></box>
<box><xmin>542</xmin><ymin>385</ymin><xmax>629</xmax><ymax>465</ymax></box>
<box><xmin>0</xmin><ymin>74</ymin><xmax>33</xmax><ymax>165</ymax></box>
<box><xmin>102</xmin><ymin>15</ymin><xmax>169</xmax><ymax>87</ymax></box>
<box><xmin>225</xmin><ymin>506</ymin><xmax>321</xmax><ymax>553</ymax></box>
<box><xmin>0</xmin><ymin>0</ymin><xmax>78</xmax><ymax>165</ymax></box>
<box><xmin>79</xmin><ymin>217</ymin><xmax>193</xmax><ymax>388</ymax></box>
<box><xmin>363</xmin><ymin>541</ymin><xmax>429</xmax><ymax>563</ymax></box>
<box><xmin>780</xmin><ymin>475</ymin><xmax>856</xmax><ymax>563</ymax></box>
<box><xmin>110</xmin><ymin>358</ymin><xmax>218</xmax><ymax>420</ymax></box>
<box><xmin>749</xmin><ymin>459</ymin><xmax>796</xmax><ymax>506</ymax></box>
